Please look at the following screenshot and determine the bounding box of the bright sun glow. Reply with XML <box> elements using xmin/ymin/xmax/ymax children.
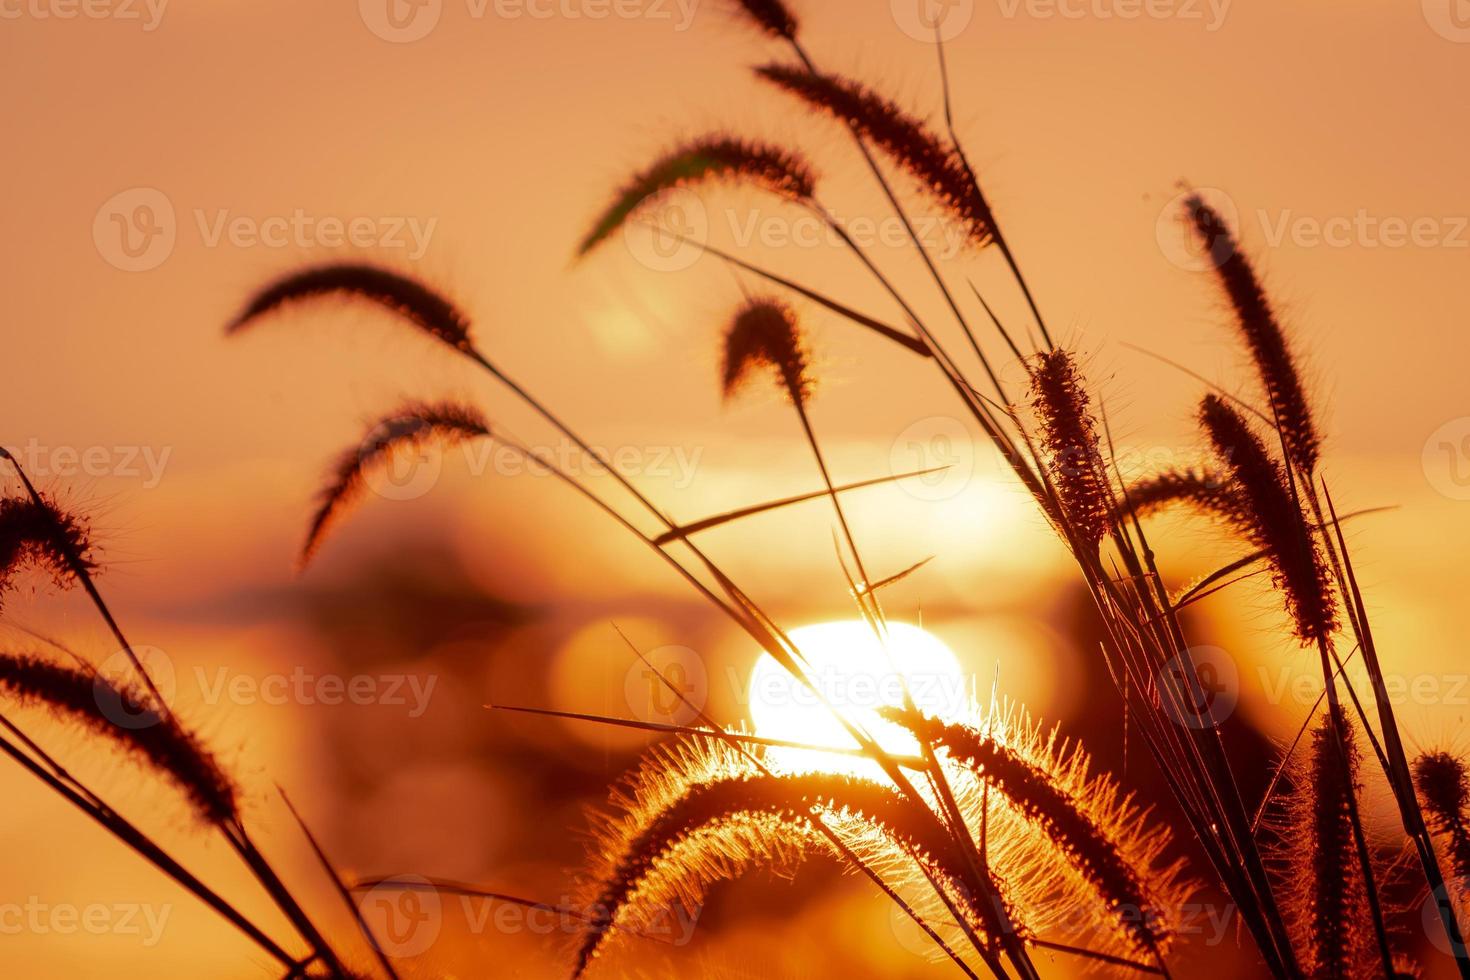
<box><xmin>748</xmin><ymin>621</ymin><xmax>970</xmax><ymax>774</ymax></box>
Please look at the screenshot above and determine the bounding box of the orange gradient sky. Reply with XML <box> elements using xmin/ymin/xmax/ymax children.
<box><xmin>3</xmin><ymin>2</ymin><xmax>1470</xmax><ymax>976</ymax></box>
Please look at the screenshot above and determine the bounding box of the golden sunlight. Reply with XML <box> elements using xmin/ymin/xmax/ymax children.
<box><xmin>748</xmin><ymin>621</ymin><xmax>971</xmax><ymax>774</ymax></box>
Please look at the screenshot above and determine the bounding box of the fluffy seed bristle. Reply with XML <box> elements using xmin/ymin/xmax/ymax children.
<box><xmin>1185</xmin><ymin>196</ymin><xmax>1319</xmax><ymax>474</ymax></box>
<box><xmin>0</xmin><ymin>495</ymin><xmax>95</xmax><ymax>611</ymax></box>
<box><xmin>755</xmin><ymin>64</ymin><xmax>994</xmax><ymax>247</ymax></box>
<box><xmin>228</xmin><ymin>263</ymin><xmax>473</xmax><ymax>353</ymax></box>
<box><xmin>721</xmin><ymin>298</ymin><xmax>813</xmax><ymax>405</ymax></box>
<box><xmin>575</xmin><ymin>742</ymin><xmax>999</xmax><ymax>977</ymax></box>
<box><xmin>0</xmin><ymin>652</ymin><xmax>237</xmax><ymax>824</ymax></box>
<box><xmin>730</xmin><ymin>0</ymin><xmax>797</xmax><ymax>39</ymax></box>
<box><xmin>1030</xmin><ymin>350</ymin><xmax>1111</xmax><ymax>547</ymax></box>
<box><xmin>888</xmin><ymin>708</ymin><xmax>1185</xmax><ymax>958</ymax></box>
<box><xmin>1281</xmin><ymin>717</ymin><xmax>1370</xmax><ymax>978</ymax></box>
<box><xmin>1199</xmin><ymin>395</ymin><xmax>1337</xmax><ymax>644</ymax></box>
<box><xmin>1121</xmin><ymin>467</ymin><xmax>1242</xmax><ymax>522</ymax></box>
<box><xmin>303</xmin><ymin>401</ymin><xmax>492</xmax><ymax>564</ymax></box>
<box><xmin>579</xmin><ymin>137</ymin><xmax>816</xmax><ymax>256</ymax></box>
<box><xmin>1414</xmin><ymin>751</ymin><xmax>1470</xmax><ymax>881</ymax></box>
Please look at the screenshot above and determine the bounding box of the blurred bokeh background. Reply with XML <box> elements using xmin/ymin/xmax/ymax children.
<box><xmin>2</xmin><ymin>0</ymin><xmax>1469</xmax><ymax>975</ymax></box>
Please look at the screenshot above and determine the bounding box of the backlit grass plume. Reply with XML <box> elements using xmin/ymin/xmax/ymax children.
<box><xmin>303</xmin><ymin>400</ymin><xmax>491</xmax><ymax>564</ymax></box>
<box><xmin>0</xmin><ymin>494</ymin><xmax>95</xmax><ymax>609</ymax></box>
<box><xmin>576</xmin><ymin>702</ymin><xmax>1192</xmax><ymax>976</ymax></box>
<box><xmin>0</xmin><ymin>652</ymin><xmax>238</xmax><ymax>824</ymax></box>
<box><xmin>1030</xmin><ymin>350</ymin><xmax>1112</xmax><ymax>548</ymax></box>
<box><xmin>572</xmin><ymin>739</ymin><xmax>990</xmax><ymax>977</ymax></box>
<box><xmin>1199</xmin><ymin>394</ymin><xmax>1337</xmax><ymax>644</ymax></box>
<box><xmin>722</xmin><ymin>298</ymin><xmax>813</xmax><ymax>405</ymax></box>
<box><xmin>1415</xmin><ymin>751</ymin><xmax>1470</xmax><ymax>881</ymax></box>
<box><xmin>1121</xmin><ymin>467</ymin><xmax>1240</xmax><ymax>522</ymax></box>
<box><xmin>888</xmin><ymin>706</ymin><xmax>1193</xmax><ymax>961</ymax></box>
<box><xmin>1186</xmin><ymin>195</ymin><xmax>1320</xmax><ymax>474</ymax></box>
<box><xmin>755</xmin><ymin>64</ymin><xmax>995</xmax><ymax>247</ymax></box>
<box><xmin>1278</xmin><ymin>717</ymin><xmax>1374</xmax><ymax>978</ymax></box>
<box><xmin>228</xmin><ymin>261</ymin><xmax>474</xmax><ymax>353</ymax></box>
<box><xmin>578</xmin><ymin>137</ymin><xmax>816</xmax><ymax>256</ymax></box>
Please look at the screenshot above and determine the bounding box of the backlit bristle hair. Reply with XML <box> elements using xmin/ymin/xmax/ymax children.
<box><xmin>1030</xmin><ymin>350</ymin><xmax>1111</xmax><ymax>548</ymax></box>
<box><xmin>228</xmin><ymin>263</ymin><xmax>473</xmax><ymax>353</ymax></box>
<box><xmin>1280</xmin><ymin>717</ymin><xmax>1372</xmax><ymax>978</ymax></box>
<box><xmin>1199</xmin><ymin>394</ymin><xmax>1337</xmax><ymax>644</ymax></box>
<box><xmin>888</xmin><ymin>707</ymin><xmax>1192</xmax><ymax>959</ymax></box>
<box><xmin>1121</xmin><ymin>467</ymin><xmax>1242</xmax><ymax>522</ymax></box>
<box><xmin>730</xmin><ymin>0</ymin><xmax>797</xmax><ymax>39</ymax></box>
<box><xmin>573</xmin><ymin>738</ymin><xmax>1002</xmax><ymax>977</ymax></box>
<box><xmin>578</xmin><ymin>137</ymin><xmax>816</xmax><ymax>256</ymax></box>
<box><xmin>1185</xmin><ymin>195</ymin><xmax>1320</xmax><ymax>474</ymax></box>
<box><xmin>0</xmin><ymin>652</ymin><xmax>237</xmax><ymax>824</ymax></box>
<box><xmin>580</xmin><ymin>703</ymin><xmax>1194</xmax><ymax>973</ymax></box>
<box><xmin>1414</xmin><ymin>751</ymin><xmax>1470</xmax><ymax>881</ymax></box>
<box><xmin>721</xmin><ymin>298</ymin><xmax>813</xmax><ymax>405</ymax></box>
<box><xmin>303</xmin><ymin>400</ymin><xmax>491</xmax><ymax>564</ymax></box>
<box><xmin>0</xmin><ymin>495</ymin><xmax>96</xmax><ymax>611</ymax></box>
<box><xmin>755</xmin><ymin>64</ymin><xmax>995</xmax><ymax>247</ymax></box>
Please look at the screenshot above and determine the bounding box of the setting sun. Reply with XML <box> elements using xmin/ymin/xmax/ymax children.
<box><xmin>748</xmin><ymin>621</ymin><xmax>970</xmax><ymax>773</ymax></box>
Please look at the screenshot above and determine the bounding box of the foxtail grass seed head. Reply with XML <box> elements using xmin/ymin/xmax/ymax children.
<box><xmin>303</xmin><ymin>401</ymin><xmax>492</xmax><ymax>564</ymax></box>
<box><xmin>721</xmin><ymin>298</ymin><xmax>813</xmax><ymax>405</ymax></box>
<box><xmin>1121</xmin><ymin>467</ymin><xmax>1243</xmax><ymax>523</ymax></box>
<box><xmin>1199</xmin><ymin>394</ymin><xmax>1337</xmax><ymax>644</ymax></box>
<box><xmin>1185</xmin><ymin>195</ymin><xmax>1320</xmax><ymax>474</ymax></box>
<box><xmin>886</xmin><ymin>707</ymin><xmax>1192</xmax><ymax>958</ymax></box>
<box><xmin>229</xmin><ymin>263</ymin><xmax>473</xmax><ymax>353</ymax></box>
<box><xmin>1030</xmin><ymin>350</ymin><xmax>1111</xmax><ymax>547</ymax></box>
<box><xmin>1414</xmin><ymin>751</ymin><xmax>1470</xmax><ymax>881</ymax></box>
<box><xmin>579</xmin><ymin>137</ymin><xmax>816</xmax><ymax>256</ymax></box>
<box><xmin>1281</xmin><ymin>717</ymin><xmax>1371</xmax><ymax>977</ymax></box>
<box><xmin>574</xmin><ymin>739</ymin><xmax>997</xmax><ymax>976</ymax></box>
<box><xmin>0</xmin><ymin>495</ymin><xmax>95</xmax><ymax>611</ymax></box>
<box><xmin>755</xmin><ymin>64</ymin><xmax>995</xmax><ymax>247</ymax></box>
<box><xmin>730</xmin><ymin>0</ymin><xmax>797</xmax><ymax>39</ymax></box>
<box><xmin>0</xmin><ymin>652</ymin><xmax>238</xmax><ymax>824</ymax></box>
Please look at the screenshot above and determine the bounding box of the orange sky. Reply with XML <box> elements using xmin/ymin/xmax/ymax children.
<box><xmin>3</xmin><ymin>2</ymin><xmax>1470</xmax><ymax>976</ymax></box>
